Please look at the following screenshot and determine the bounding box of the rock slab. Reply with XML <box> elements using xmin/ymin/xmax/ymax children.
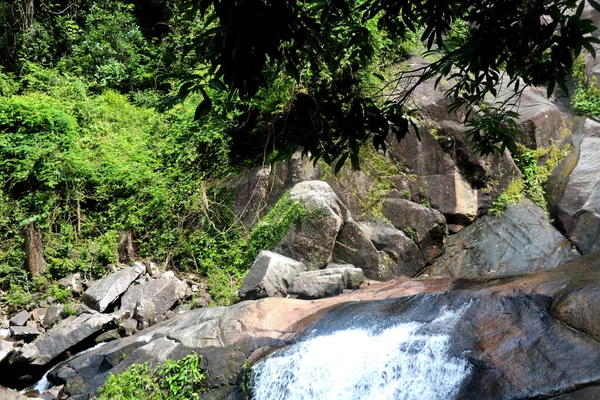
<box><xmin>428</xmin><ymin>199</ymin><xmax>580</xmax><ymax>277</ymax></box>
<box><xmin>83</xmin><ymin>265</ymin><xmax>144</xmax><ymax>312</ymax></box>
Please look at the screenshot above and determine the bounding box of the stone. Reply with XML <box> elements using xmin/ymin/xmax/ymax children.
<box><xmin>358</xmin><ymin>219</ymin><xmax>426</xmax><ymax>278</ymax></box>
<box><xmin>289</xmin><ymin>267</ymin><xmax>364</xmax><ymax>299</ymax></box>
<box><xmin>58</xmin><ymin>273</ymin><xmax>83</xmax><ymax>296</ymax></box>
<box><xmin>239</xmin><ymin>251</ymin><xmax>307</xmax><ymax>300</ymax></box>
<box><xmin>95</xmin><ymin>329</ymin><xmax>121</xmax><ymax>344</ymax></box>
<box><xmin>428</xmin><ymin>199</ymin><xmax>580</xmax><ymax>277</ymax></box>
<box><xmin>0</xmin><ymin>329</ymin><xmax>10</xmax><ymax>339</ymax></box>
<box><xmin>330</xmin><ymin>220</ymin><xmax>381</xmax><ymax>280</ymax></box>
<box><xmin>233</xmin><ymin>152</ymin><xmax>322</xmax><ymax>229</ymax></box>
<box><xmin>134</xmin><ymin>299</ymin><xmax>156</xmax><ymax>330</ymax></box>
<box><xmin>276</xmin><ymin>181</ymin><xmax>351</xmax><ymax>269</ymax></box>
<box><xmin>14</xmin><ymin>312</ymin><xmax>117</xmax><ymax>368</ymax></box>
<box><xmin>9</xmin><ymin>326</ymin><xmax>40</xmax><ymax>342</ymax></box>
<box><xmin>117</xmin><ymin>319</ymin><xmax>137</xmax><ymax>337</ymax></box>
<box><xmin>120</xmin><ymin>276</ymin><xmax>188</xmax><ymax>328</ymax></box>
<box><xmin>42</xmin><ymin>305</ymin><xmax>64</xmax><ymax>329</ymax></box>
<box><xmin>382</xmin><ymin>198</ymin><xmax>448</xmax><ymax>262</ymax></box>
<box><xmin>82</xmin><ymin>265</ymin><xmax>144</xmax><ymax>312</ymax></box>
<box><xmin>30</xmin><ymin>308</ymin><xmax>46</xmax><ymax>326</ymax></box>
<box><xmin>10</xmin><ymin>311</ymin><xmax>30</xmax><ymax>327</ymax></box>
<box><xmin>553</xmin><ymin>136</ymin><xmax>600</xmax><ymax>254</ymax></box>
<box><xmin>0</xmin><ymin>339</ymin><xmax>14</xmax><ymax>363</ymax></box>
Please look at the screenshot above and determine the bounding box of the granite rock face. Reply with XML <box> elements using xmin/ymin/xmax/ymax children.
<box><xmin>276</xmin><ymin>181</ymin><xmax>351</xmax><ymax>269</ymax></box>
<box><xmin>428</xmin><ymin>199</ymin><xmax>580</xmax><ymax>277</ymax></box>
<box><xmin>382</xmin><ymin>198</ymin><xmax>448</xmax><ymax>262</ymax></box>
<box><xmin>358</xmin><ymin>219</ymin><xmax>426</xmax><ymax>278</ymax></box>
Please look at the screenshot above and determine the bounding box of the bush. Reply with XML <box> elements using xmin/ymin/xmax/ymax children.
<box><xmin>97</xmin><ymin>353</ymin><xmax>205</xmax><ymax>400</ymax></box>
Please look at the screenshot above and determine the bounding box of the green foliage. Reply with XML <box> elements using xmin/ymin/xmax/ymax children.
<box><xmin>572</xmin><ymin>54</ymin><xmax>600</xmax><ymax>116</ymax></box>
<box><xmin>97</xmin><ymin>353</ymin><xmax>205</xmax><ymax>400</ymax></box>
<box><xmin>488</xmin><ymin>179</ymin><xmax>525</xmax><ymax>215</ymax></box>
<box><xmin>97</xmin><ymin>362</ymin><xmax>163</xmax><ymax>400</ymax></box>
<box><xmin>489</xmin><ymin>142</ymin><xmax>570</xmax><ymax>215</ymax></box>
<box><xmin>156</xmin><ymin>353</ymin><xmax>206</xmax><ymax>399</ymax></box>
<box><xmin>5</xmin><ymin>284</ymin><xmax>34</xmax><ymax>311</ymax></box>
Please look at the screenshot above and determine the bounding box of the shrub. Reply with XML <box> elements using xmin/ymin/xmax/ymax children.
<box><xmin>97</xmin><ymin>353</ymin><xmax>205</xmax><ymax>400</ymax></box>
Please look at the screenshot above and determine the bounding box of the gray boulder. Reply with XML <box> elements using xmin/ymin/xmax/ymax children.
<box><xmin>289</xmin><ymin>267</ymin><xmax>364</xmax><ymax>299</ymax></box>
<box><xmin>382</xmin><ymin>198</ymin><xmax>448</xmax><ymax>262</ymax></box>
<box><xmin>15</xmin><ymin>312</ymin><xmax>117</xmax><ymax>367</ymax></box>
<box><xmin>554</xmin><ymin>136</ymin><xmax>600</xmax><ymax>254</ymax></box>
<box><xmin>9</xmin><ymin>326</ymin><xmax>40</xmax><ymax>342</ymax></box>
<box><xmin>276</xmin><ymin>181</ymin><xmax>351</xmax><ymax>269</ymax></box>
<box><xmin>428</xmin><ymin>199</ymin><xmax>580</xmax><ymax>277</ymax></box>
<box><xmin>42</xmin><ymin>305</ymin><xmax>64</xmax><ymax>329</ymax></box>
<box><xmin>331</xmin><ymin>220</ymin><xmax>381</xmax><ymax>280</ymax></box>
<box><xmin>239</xmin><ymin>251</ymin><xmax>306</xmax><ymax>300</ymax></box>
<box><xmin>83</xmin><ymin>265</ymin><xmax>144</xmax><ymax>312</ymax></box>
<box><xmin>9</xmin><ymin>311</ymin><xmax>29</xmax><ymax>327</ymax></box>
<box><xmin>358</xmin><ymin>219</ymin><xmax>426</xmax><ymax>278</ymax></box>
<box><xmin>120</xmin><ymin>276</ymin><xmax>188</xmax><ymax>329</ymax></box>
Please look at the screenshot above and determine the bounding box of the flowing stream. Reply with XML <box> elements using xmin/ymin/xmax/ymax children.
<box><xmin>251</xmin><ymin>304</ymin><xmax>471</xmax><ymax>400</ymax></box>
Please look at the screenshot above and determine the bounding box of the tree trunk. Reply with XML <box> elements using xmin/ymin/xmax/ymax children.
<box><xmin>117</xmin><ymin>230</ymin><xmax>137</xmax><ymax>264</ymax></box>
<box><xmin>25</xmin><ymin>222</ymin><xmax>47</xmax><ymax>278</ymax></box>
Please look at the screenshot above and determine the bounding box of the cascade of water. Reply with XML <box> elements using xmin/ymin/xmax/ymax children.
<box><xmin>251</xmin><ymin>305</ymin><xmax>471</xmax><ymax>400</ymax></box>
<box><xmin>27</xmin><ymin>341</ymin><xmax>107</xmax><ymax>394</ymax></box>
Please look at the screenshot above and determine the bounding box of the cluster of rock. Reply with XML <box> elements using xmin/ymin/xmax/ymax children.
<box><xmin>236</xmin><ymin>180</ymin><xmax>447</xmax><ymax>302</ymax></box>
<box><xmin>0</xmin><ymin>262</ymin><xmax>210</xmax><ymax>399</ymax></box>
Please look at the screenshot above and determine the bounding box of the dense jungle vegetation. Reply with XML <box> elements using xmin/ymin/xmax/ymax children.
<box><xmin>0</xmin><ymin>0</ymin><xmax>597</xmax><ymax>307</ymax></box>
<box><xmin>0</xmin><ymin>0</ymin><xmax>418</xmax><ymax>306</ymax></box>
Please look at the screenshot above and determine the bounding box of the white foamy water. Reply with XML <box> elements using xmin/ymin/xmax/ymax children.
<box><xmin>251</xmin><ymin>306</ymin><xmax>471</xmax><ymax>400</ymax></box>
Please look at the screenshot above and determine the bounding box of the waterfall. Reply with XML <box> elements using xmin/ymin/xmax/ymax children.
<box><xmin>251</xmin><ymin>305</ymin><xmax>471</xmax><ymax>400</ymax></box>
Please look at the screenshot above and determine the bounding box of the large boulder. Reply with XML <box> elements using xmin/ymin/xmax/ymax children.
<box><xmin>120</xmin><ymin>275</ymin><xmax>188</xmax><ymax>328</ymax></box>
<box><xmin>289</xmin><ymin>267</ymin><xmax>364</xmax><ymax>299</ymax></box>
<box><xmin>553</xmin><ymin>135</ymin><xmax>600</xmax><ymax>254</ymax></box>
<box><xmin>13</xmin><ymin>312</ymin><xmax>119</xmax><ymax>369</ymax></box>
<box><xmin>428</xmin><ymin>199</ymin><xmax>580</xmax><ymax>277</ymax></box>
<box><xmin>330</xmin><ymin>220</ymin><xmax>380</xmax><ymax>280</ymax></box>
<box><xmin>82</xmin><ymin>264</ymin><xmax>144</xmax><ymax>312</ymax></box>
<box><xmin>276</xmin><ymin>181</ymin><xmax>351</xmax><ymax>269</ymax></box>
<box><xmin>239</xmin><ymin>251</ymin><xmax>306</xmax><ymax>300</ymax></box>
<box><xmin>358</xmin><ymin>219</ymin><xmax>426</xmax><ymax>278</ymax></box>
<box><xmin>382</xmin><ymin>197</ymin><xmax>448</xmax><ymax>262</ymax></box>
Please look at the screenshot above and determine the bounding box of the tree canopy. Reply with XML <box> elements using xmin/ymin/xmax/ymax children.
<box><xmin>172</xmin><ymin>0</ymin><xmax>600</xmax><ymax>166</ymax></box>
